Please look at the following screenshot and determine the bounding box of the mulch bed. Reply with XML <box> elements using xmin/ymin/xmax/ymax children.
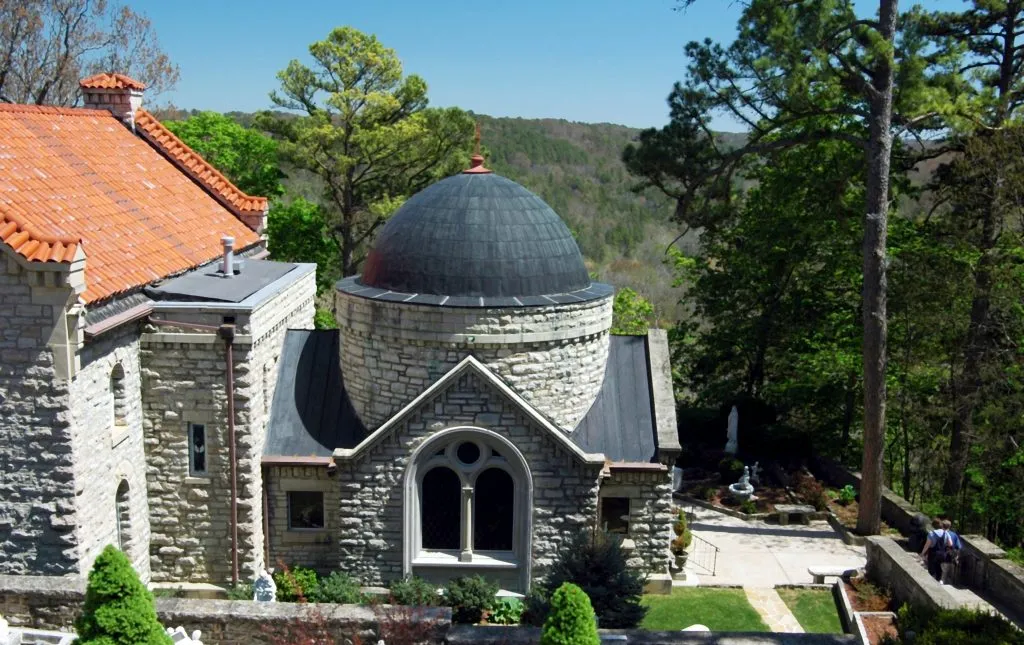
<box><xmin>684</xmin><ymin>484</ymin><xmax>800</xmax><ymax>514</ymax></box>
<box><xmin>829</xmin><ymin>499</ymin><xmax>901</xmax><ymax>536</ymax></box>
<box><xmin>860</xmin><ymin>613</ymin><xmax>899</xmax><ymax>645</ymax></box>
<box><xmin>844</xmin><ymin>579</ymin><xmax>892</xmax><ymax>613</ymax></box>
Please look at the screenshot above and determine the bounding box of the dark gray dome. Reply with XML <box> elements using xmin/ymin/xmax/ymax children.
<box><xmin>360</xmin><ymin>173</ymin><xmax>591</xmax><ymax>298</ymax></box>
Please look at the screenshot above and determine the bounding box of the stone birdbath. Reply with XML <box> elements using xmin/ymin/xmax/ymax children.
<box><xmin>728</xmin><ymin>466</ymin><xmax>755</xmax><ymax>502</ymax></box>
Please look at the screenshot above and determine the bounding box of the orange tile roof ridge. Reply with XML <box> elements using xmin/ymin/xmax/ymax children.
<box><xmin>79</xmin><ymin>72</ymin><xmax>146</xmax><ymax>90</ymax></box>
<box><xmin>0</xmin><ymin>208</ymin><xmax>81</xmax><ymax>263</ymax></box>
<box><xmin>133</xmin><ymin>109</ymin><xmax>269</xmax><ymax>215</ymax></box>
<box><xmin>0</xmin><ymin>103</ymin><xmax>113</xmax><ymax>117</ymax></box>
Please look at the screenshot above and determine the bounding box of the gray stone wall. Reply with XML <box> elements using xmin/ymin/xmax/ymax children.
<box><xmin>266</xmin><ymin>465</ymin><xmax>339</xmax><ymax>573</ymax></box>
<box><xmin>0</xmin><ymin>259</ymin><xmax>79</xmax><ymax>575</ymax></box>
<box><xmin>600</xmin><ymin>470</ymin><xmax>674</xmax><ymax>577</ymax></box>
<box><xmin>69</xmin><ymin>325</ymin><xmax>151</xmax><ymax>580</ymax></box>
<box><xmin>333</xmin><ymin>370</ymin><xmax>603</xmax><ymax>588</ymax></box>
<box><xmin>335</xmin><ymin>291</ymin><xmax>613</xmax><ymax>431</ymax></box>
<box><xmin>142</xmin><ymin>270</ymin><xmax>315</xmax><ymax>584</ymax></box>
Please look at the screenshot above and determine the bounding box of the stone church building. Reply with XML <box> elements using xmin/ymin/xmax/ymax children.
<box><xmin>0</xmin><ymin>74</ymin><xmax>679</xmax><ymax>594</ymax></box>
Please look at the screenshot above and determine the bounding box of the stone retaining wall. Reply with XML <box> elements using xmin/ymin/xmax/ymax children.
<box><xmin>335</xmin><ymin>291</ymin><xmax>613</xmax><ymax>430</ymax></box>
<box><xmin>446</xmin><ymin>625</ymin><xmax>858</xmax><ymax>644</ymax></box>
<box><xmin>864</xmin><ymin>536</ymin><xmax>959</xmax><ymax>611</ymax></box>
<box><xmin>957</xmin><ymin>535</ymin><xmax>1024</xmax><ymax>623</ymax></box>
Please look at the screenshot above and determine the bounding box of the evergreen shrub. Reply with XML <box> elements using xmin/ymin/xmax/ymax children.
<box><xmin>894</xmin><ymin>604</ymin><xmax>1024</xmax><ymax>645</ymax></box>
<box><xmin>490</xmin><ymin>597</ymin><xmax>525</xmax><ymax>625</ymax></box>
<box><xmin>718</xmin><ymin>457</ymin><xmax>745</xmax><ymax>482</ymax></box>
<box><xmin>539</xmin><ymin>582</ymin><xmax>600</xmax><ymax>645</ymax></box>
<box><xmin>388</xmin><ymin>576</ymin><xmax>440</xmax><ymax>606</ymax></box>
<box><xmin>523</xmin><ymin>531</ymin><xmax>646</xmax><ymax>628</ymax></box>
<box><xmin>443</xmin><ymin>575</ymin><xmax>497</xmax><ymax>624</ymax></box>
<box><xmin>310</xmin><ymin>571</ymin><xmax>362</xmax><ymax>603</ymax></box>
<box><xmin>75</xmin><ymin>545</ymin><xmax>173</xmax><ymax>645</ymax></box>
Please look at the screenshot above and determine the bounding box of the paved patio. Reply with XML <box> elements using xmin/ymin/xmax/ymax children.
<box><xmin>681</xmin><ymin>503</ymin><xmax>867</xmax><ymax>587</ymax></box>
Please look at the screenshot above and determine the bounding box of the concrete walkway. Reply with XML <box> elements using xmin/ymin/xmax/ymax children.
<box><xmin>682</xmin><ymin>503</ymin><xmax>866</xmax><ymax>587</ymax></box>
<box><xmin>745</xmin><ymin>587</ymin><xmax>805</xmax><ymax>633</ymax></box>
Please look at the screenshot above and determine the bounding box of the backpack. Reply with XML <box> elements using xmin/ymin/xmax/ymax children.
<box><xmin>931</xmin><ymin>530</ymin><xmax>948</xmax><ymax>561</ymax></box>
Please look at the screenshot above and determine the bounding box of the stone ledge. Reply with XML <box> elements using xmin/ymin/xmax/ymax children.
<box><xmin>446</xmin><ymin>625</ymin><xmax>858</xmax><ymax>644</ymax></box>
<box><xmin>865</xmin><ymin>536</ymin><xmax>959</xmax><ymax>611</ymax></box>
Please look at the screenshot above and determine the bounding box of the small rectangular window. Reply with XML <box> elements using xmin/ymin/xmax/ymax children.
<box><xmin>188</xmin><ymin>423</ymin><xmax>207</xmax><ymax>475</ymax></box>
<box><xmin>288</xmin><ymin>491</ymin><xmax>325</xmax><ymax>530</ymax></box>
<box><xmin>601</xmin><ymin>497</ymin><xmax>630</xmax><ymax>535</ymax></box>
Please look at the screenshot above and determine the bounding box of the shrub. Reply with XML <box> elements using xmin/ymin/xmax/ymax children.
<box><xmin>838</xmin><ymin>484</ymin><xmax>857</xmax><ymax>506</ymax></box>
<box><xmin>718</xmin><ymin>457</ymin><xmax>745</xmax><ymax>482</ymax></box>
<box><xmin>75</xmin><ymin>545</ymin><xmax>173</xmax><ymax>645</ymax></box>
<box><xmin>531</xmin><ymin>530</ymin><xmax>647</xmax><ymax>629</ymax></box>
<box><xmin>443</xmin><ymin>575</ymin><xmax>497</xmax><ymax>624</ymax></box>
<box><xmin>311</xmin><ymin>571</ymin><xmax>362</xmax><ymax>604</ymax></box>
<box><xmin>226</xmin><ymin>582</ymin><xmax>254</xmax><ymax>600</ymax></box>
<box><xmin>895</xmin><ymin>604</ymin><xmax>1024</xmax><ymax>645</ymax></box>
<box><xmin>702</xmin><ymin>486</ymin><xmax>718</xmax><ymax>501</ymax></box>
<box><xmin>273</xmin><ymin>565</ymin><xmax>320</xmax><ymax>602</ymax></box>
<box><xmin>795</xmin><ymin>474</ymin><xmax>830</xmax><ymax>511</ymax></box>
<box><xmin>740</xmin><ymin>499</ymin><xmax>758</xmax><ymax>514</ymax></box>
<box><xmin>540</xmin><ymin>582</ymin><xmax>600</xmax><ymax>645</ymax></box>
<box><xmin>672</xmin><ymin>509</ymin><xmax>687</xmax><ymax>537</ymax></box>
<box><xmin>389</xmin><ymin>576</ymin><xmax>440</xmax><ymax>606</ymax></box>
<box><xmin>523</xmin><ymin>587</ymin><xmax>551</xmax><ymax>626</ymax></box>
<box><xmin>490</xmin><ymin>597</ymin><xmax>524</xmax><ymax>625</ymax></box>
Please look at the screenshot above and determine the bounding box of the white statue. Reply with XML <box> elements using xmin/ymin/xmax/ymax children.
<box><xmin>750</xmin><ymin>461</ymin><xmax>761</xmax><ymax>486</ymax></box>
<box><xmin>166</xmin><ymin>626</ymin><xmax>204</xmax><ymax>644</ymax></box>
<box><xmin>724</xmin><ymin>405</ymin><xmax>739</xmax><ymax>455</ymax></box>
<box><xmin>253</xmin><ymin>569</ymin><xmax>277</xmax><ymax>602</ymax></box>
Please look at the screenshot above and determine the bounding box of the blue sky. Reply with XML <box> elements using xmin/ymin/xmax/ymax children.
<box><xmin>140</xmin><ymin>0</ymin><xmax>963</xmax><ymax>131</ymax></box>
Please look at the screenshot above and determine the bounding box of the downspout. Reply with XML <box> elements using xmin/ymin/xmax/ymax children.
<box><xmin>147</xmin><ymin>315</ymin><xmax>240</xmax><ymax>585</ymax></box>
<box><xmin>220</xmin><ymin>322</ymin><xmax>239</xmax><ymax>586</ymax></box>
<box><xmin>262</xmin><ymin>464</ymin><xmax>271</xmax><ymax>568</ymax></box>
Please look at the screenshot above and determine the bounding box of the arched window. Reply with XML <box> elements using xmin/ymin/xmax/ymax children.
<box><xmin>474</xmin><ymin>468</ymin><xmax>514</xmax><ymax>551</ymax></box>
<box><xmin>110</xmin><ymin>364</ymin><xmax>127</xmax><ymax>428</ymax></box>
<box><xmin>421</xmin><ymin>467</ymin><xmax>461</xmax><ymax>550</ymax></box>
<box><xmin>115</xmin><ymin>480</ymin><xmax>131</xmax><ymax>552</ymax></box>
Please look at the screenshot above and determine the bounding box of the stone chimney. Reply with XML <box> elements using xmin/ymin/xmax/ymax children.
<box><xmin>79</xmin><ymin>73</ymin><xmax>145</xmax><ymax>132</ymax></box>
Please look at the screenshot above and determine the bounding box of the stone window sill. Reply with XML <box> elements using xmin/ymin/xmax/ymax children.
<box><xmin>413</xmin><ymin>550</ymin><xmax>518</xmax><ymax>569</ymax></box>
<box><xmin>184</xmin><ymin>476</ymin><xmax>212</xmax><ymax>486</ymax></box>
<box><xmin>282</xmin><ymin>530</ymin><xmax>331</xmax><ymax>545</ymax></box>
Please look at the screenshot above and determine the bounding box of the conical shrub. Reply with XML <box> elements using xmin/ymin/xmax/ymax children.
<box><xmin>540</xmin><ymin>582</ymin><xmax>600</xmax><ymax>645</ymax></box>
<box><xmin>75</xmin><ymin>545</ymin><xmax>172</xmax><ymax>645</ymax></box>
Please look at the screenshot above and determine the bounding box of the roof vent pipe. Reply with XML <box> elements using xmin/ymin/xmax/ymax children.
<box><xmin>221</xmin><ymin>235</ymin><xmax>235</xmax><ymax>278</ymax></box>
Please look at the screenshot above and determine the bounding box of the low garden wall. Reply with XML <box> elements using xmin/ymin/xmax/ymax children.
<box><xmin>864</xmin><ymin>537</ymin><xmax>959</xmax><ymax>611</ymax></box>
<box><xmin>0</xmin><ymin>574</ymin><xmax>451</xmax><ymax>644</ymax></box>
<box><xmin>810</xmin><ymin>458</ymin><xmax>918</xmax><ymax>535</ymax></box>
<box><xmin>447</xmin><ymin>625</ymin><xmax>858</xmax><ymax>644</ymax></box>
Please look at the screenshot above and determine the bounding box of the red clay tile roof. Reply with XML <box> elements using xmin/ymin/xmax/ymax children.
<box><xmin>0</xmin><ymin>103</ymin><xmax>261</xmax><ymax>303</ymax></box>
<box><xmin>134</xmin><ymin>109</ymin><xmax>269</xmax><ymax>214</ymax></box>
<box><xmin>79</xmin><ymin>73</ymin><xmax>146</xmax><ymax>90</ymax></box>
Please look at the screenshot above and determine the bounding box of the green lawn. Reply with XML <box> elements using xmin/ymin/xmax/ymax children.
<box><xmin>776</xmin><ymin>588</ymin><xmax>844</xmax><ymax>633</ymax></box>
<box><xmin>640</xmin><ymin>588</ymin><xmax>771</xmax><ymax>632</ymax></box>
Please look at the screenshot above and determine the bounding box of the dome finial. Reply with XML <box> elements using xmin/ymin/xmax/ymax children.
<box><xmin>463</xmin><ymin>122</ymin><xmax>493</xmax><ymax>174</ymax></box>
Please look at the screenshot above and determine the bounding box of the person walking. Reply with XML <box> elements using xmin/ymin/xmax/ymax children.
<box><xmin>940</xmin><ymin>519</ymin><xmax>962</xmax><ymax>585</ymax></box>
<box><xmin>920</xmin><ymin>518</ymin><xmax>948</xmax><ymax>583</ymax></box>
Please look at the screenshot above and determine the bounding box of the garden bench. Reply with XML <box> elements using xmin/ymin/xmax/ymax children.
<box><xmin>775</xmin><ymin>503</ymin><xmax>816</xmax><ymax>525</ymax></box>
<box><xmin>807</xmin><ymin>565</ymin><xmax>853</xmax><ymax>584</ymax></box>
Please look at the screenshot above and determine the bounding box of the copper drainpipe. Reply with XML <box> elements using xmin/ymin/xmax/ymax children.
<box><xmin>261</xmin><ymin>464</ymin><xmax>271</xmax><ymax>568</ymax></box>
<box><xmin>147</xmin><ymin>315</ymin><xmax>240</xmax><ymax>585</ymax></box>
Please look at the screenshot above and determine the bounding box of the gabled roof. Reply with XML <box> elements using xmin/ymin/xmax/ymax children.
<box><xmin>333</xmin><ymin>354</ymin><xmax>607</xmax><ymax>465</ymax></box>
<box><xmin>134</xmin><ymin>109</ymin><xmax>268</xmax><ymax>215</ymax></box>
<box><xmin>79</xmin><ymin>73</ymin><xmax>146</xmax><ymax>90</ymax></box>
<box><xmin>0</xmin><ymin>103</ymin><xmax>262</xmax><ymax>303</ymax></box>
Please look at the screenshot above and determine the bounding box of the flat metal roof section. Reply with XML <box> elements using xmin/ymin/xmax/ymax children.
<box><xmin>337</xmin><ymin>275</ymin><xmax>614</xmax><ymax>309</ymax></box>
<box><xmin>146</xmin><ymin>259</ymin><xmax>297</xmax><ymax>303</ymax></box>
<box><xmin>264</xmin><ymin>330</ymin><xmax>366</xmax><ymax>458</ymax></box>
<box><xmin>571</xmin><ymin>335</ymin><xmax>658</xmax><ymax>463</ymax></box>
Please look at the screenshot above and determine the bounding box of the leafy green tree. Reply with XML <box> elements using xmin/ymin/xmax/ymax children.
<box><xmin>266</xmin><ymin>197</ymin><xmax>338</xmax><ymax>293</ymax></box>
<box><xmin>625</xmin><ymin>0</ymin><xmax>941</xmax><ymax>534</ymax></box>
<box><xmin>540</xmin><ymin>582</ymin><xmax>600</xmax><ymax>645</ymax></box>
<box><xmin>75</xmin><ymin>545</ymin><xmax>172</xmax><ymax>645</ymax></box>
<box><xmin>164</xmin><ymin>111</ymin><xmax>283</xmax><ymax>198</ymax></box>
<box><xmin>611</xmin><ymin>288</ymin><xmax>655</xmax><ymax>335</ymax></box>
<box><xmin>263</xmin><ymin>27</ymin><xmax>475</xmax><ymax>276</ymax></box>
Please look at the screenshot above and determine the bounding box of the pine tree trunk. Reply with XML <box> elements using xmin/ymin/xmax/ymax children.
<box><xmin>857</xmin><ymin>0</ymin><xmax>898</xmax><ymax>537</ymax></box>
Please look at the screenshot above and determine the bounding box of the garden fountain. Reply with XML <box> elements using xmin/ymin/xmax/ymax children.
<box><xmin>728</xmin><ymin>466</ymin><xmax>755</xmax><ymax>502</ymax></box>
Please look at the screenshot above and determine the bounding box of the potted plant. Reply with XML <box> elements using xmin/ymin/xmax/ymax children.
<box><xmin>670</xmin><ymin>510</ymin><xmax>692</xmax><ymax>568</ymax></box>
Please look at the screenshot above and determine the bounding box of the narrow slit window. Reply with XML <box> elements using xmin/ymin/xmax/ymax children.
<box><xmin>288</xmin><ymin>491</ymin><xmax>325</xmax><ymax>530</ymax></box>
<box><xmin>188</xmin><ymin>423</ymin><xmax>207</xmax><ymax>475</ymax></box>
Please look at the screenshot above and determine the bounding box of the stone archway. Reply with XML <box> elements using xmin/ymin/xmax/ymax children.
<box><xmin>403</xmin><ymin>427</ymin><xmax>533</xmax><ymax>592</ymax></box>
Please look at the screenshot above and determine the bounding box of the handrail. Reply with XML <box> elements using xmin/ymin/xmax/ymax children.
<box><xmin>689</xmin><ymin>532</ymin><xmax>720</xmax><ymax>576</ymax></box>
